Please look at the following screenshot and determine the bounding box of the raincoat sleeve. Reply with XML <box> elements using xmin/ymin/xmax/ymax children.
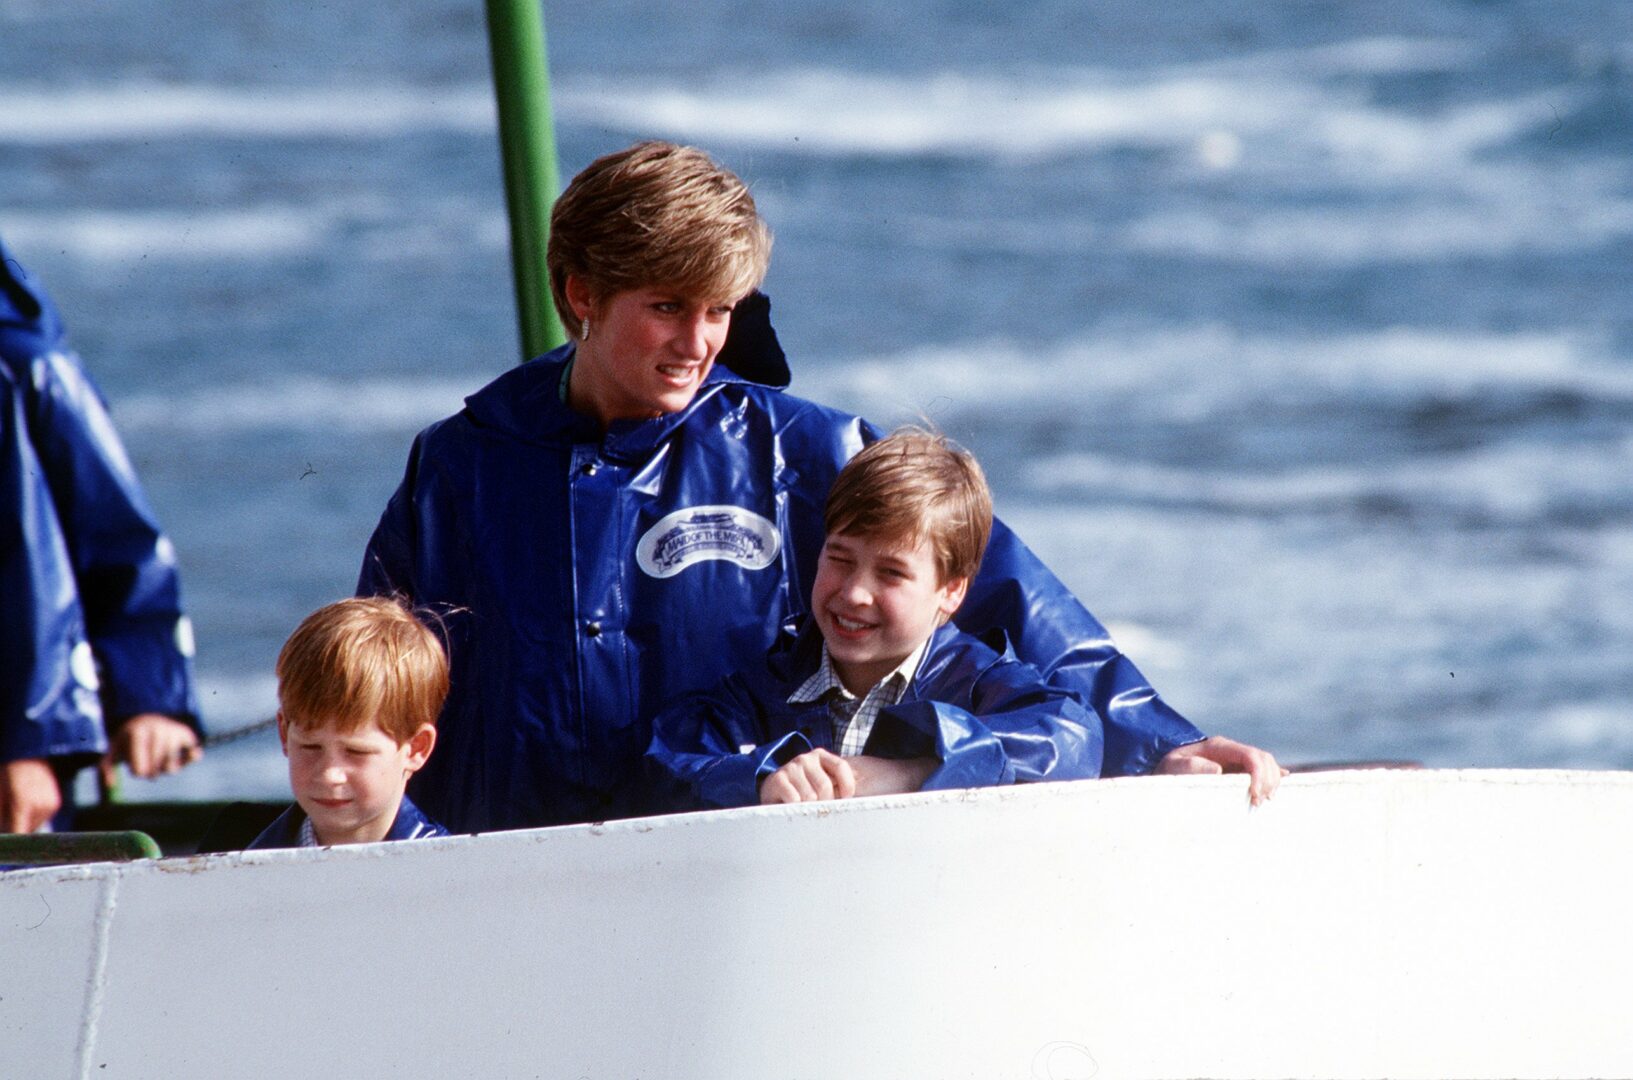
<box><xmin>1</xmin><ymin>245</ymin><xmax>198</xmax><ymax>764</ymax></box>
<box><xmin>960</xmin><ymin>521</ymin><xmax>1204</xmax><ymax>777</ymax></box>
<box><xmin>1</xmin><ymin>359</ymin><xmax>104</xmax><ymax>764</ymax></box>
<box><xmin>26</xmin><ymin>350</ymin><xmax>199</xmax><ymax>732</ymax></box>
<box><xmin>869</xmin><ymin>643</ymin><xmax>1104</xmax><ymax>790</ymax></box>
<box><xmin>646</xmin><ymin>673</ymin><xmax>814</xmax><ymax>811</ymax></box>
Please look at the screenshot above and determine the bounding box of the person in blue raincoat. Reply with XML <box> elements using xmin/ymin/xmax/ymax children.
<box><xmin>647</xmin><ymin>428</ymin><xmax>1103</xmax><ymax>810</ymax></box>
<box><xmin>360</xmin><ymin>141</ymin><xmax>1282</xmax><ymax>834</ymax></box>
<box><xmin>1</xmin><ymin>239</ymin><xmax>203</xmax><ymax>834</ymax></box>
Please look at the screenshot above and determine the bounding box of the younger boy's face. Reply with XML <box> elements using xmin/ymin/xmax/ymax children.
<box><xmin>810</xmin><ymin>530</ymin><xmax>969</xmax><ymax>697</ymax></box>
<box><xmin>278</xmin><ymin>716</ymin><xmax>434</xmax><ymax>846</ymax></box>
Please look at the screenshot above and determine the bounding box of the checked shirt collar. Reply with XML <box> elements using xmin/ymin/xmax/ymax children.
<box><xmin>787</xmin><ymin>637</ymin><xmax>930</xmax><ymax>756</ymax></box>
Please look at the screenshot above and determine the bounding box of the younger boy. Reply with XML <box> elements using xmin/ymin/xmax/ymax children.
<box><xmin>248</xmin><ymin>597</ymin><xmax>450</xmax><ymax>849</ymax></box>
<box><xmin>647</xmin><ymin>429</ymin><xmax>1103</xmax><ymax>809</ymax></box>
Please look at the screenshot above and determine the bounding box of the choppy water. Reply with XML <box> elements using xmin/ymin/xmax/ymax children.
<box><xmin>3</xmin><ymin>0</ymin><xmax>1630</xmax><ymax>800</ymax></box>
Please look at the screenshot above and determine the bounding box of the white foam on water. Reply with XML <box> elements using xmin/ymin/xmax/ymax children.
<box><xmin>806</xmin><ymin>324</ymin><xmax>1633</xmax><ymax>527</ymax></box>
<box><xmin>995</xmin><ymin>498</ymin><xmax>1633</xmax><ymax>764</ymax></box>
<box><xmin>655</xmin><ymin>52</ymin><xmax>1593</xmax><ymax>266</ymax></box>
<box><xmin>558</xmin><ymin>67</ymin><xmax>1330</xmax><ymax>158</ymax></box>
<box><xmin>0</xmin><ymin>38</ymin><xmax>1516</xmax><ymax>164</ymax></box>
<box><xmin>1123</xmin><ymin>157</ymin><xmax>1633</xmax><ymax>265</ymax></box>
<box><xmin>795</xmin><ymin>208</ymin><xmax>1101</xmax><ymax>258</ymax></box>
<box><xmin>1190</xmin><ymin>38</ymin><xmax>1562</xmax><ymax>179</ymax></box>
<box><xmin>114</xmin><ymin>376</ymin><xmax>475</xmax><ymax>435</ymax></box>
<box><xmin>6</xmin><ymin>200</ymin><xmax>507</xmax><ymax>264</ymax></box>
<box><xmin>0</xmin><ymin>82</ymin><xmax>495</xmax><ymax>142</ymax></box>
<box><xmin>1023</xmin><ymin>435</ymin><xmax>1633</xmax><ymax>526</ymax></box>
<box><xmin>1306</xmin><ymin>89</ymin><xmax>1570</xmax><ymax>174</ymax></box>
<box><xmin>3</xmin><ymin>208</ymin><xmax>333</xmax><ymax>262</ymax></box>
<box><xmin>1122</xmin><ymin>198</ymin><xmax>1633</xmax><ymax>264</ymax></box>
<box><xmin>1530</xmin><ymin>704</ymin><xmax>1633</xmax><ymax>767</ymax></box>
<box><xmin>799</xmin><ymin>325</ymin><xmax>1633</xmax><ymax>421</ymax></box>
<box><xmin>555</xmin><ymin>46</ymin><xmax>1570</xmax><ymax>170</ymax></box>
<box><xmin>1204</xmin><ymin>36</ymin><xmax>1482</xmax><ymax>77</ymax></box>
<box><xmin>554</xmin><ymin>49</ymin><xmax>1603</xmax><ymax>269</ymax></box>
<box><xmin>1254</xmin><ymin>325</ymin><xmax>1633</xmax><ymax>401</ymax></box>
<box><xmin>799</xmin><ymin>327</ymin><xmax>1256</xmax><ymax>416</ymax></box>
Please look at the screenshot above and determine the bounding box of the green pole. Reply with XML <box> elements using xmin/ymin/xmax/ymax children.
<box><xmin>484</xmin><ymin>0</ymin><xmax>566</xmax><ymax>360</ymax></box>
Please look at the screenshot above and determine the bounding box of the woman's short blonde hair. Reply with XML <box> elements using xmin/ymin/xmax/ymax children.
<box><xmin>276</xmin><ymin>597</ymin><xmax>449</xmax><ymax>744</ymax></box>
<box><xmin>824</xmin><ymin>428</ymin><xmax>994</xmax><ymax>586</ymax></box>
<box><xmin>547</xmin><ymin>141</ymin><xmax>772</xmax><ymax>339</ymax></box>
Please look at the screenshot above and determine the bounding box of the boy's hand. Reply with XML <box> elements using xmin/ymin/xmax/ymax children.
<box><xmin>1</xmin><ymin>758</ymin><xmax>63</xmax><ymax>833</ymax></box>
<box><xmin>846</xmin><ymin>755</ymin><xmax>937</xmax><ymax>798</ymax></box>
<box><xmin>1155</xmin><ymin>735</ymin><xmax>1288</xmax><ymax>806</ymax></box>
<box><xmin>106</xmin><ymin>713</ymin><xmax>203</xmax><ymax>780</ymax></box>
<box><xmin>760</xmin><ymin>749</ymin><xmax>856</xmax><ymax>804</ymax></box>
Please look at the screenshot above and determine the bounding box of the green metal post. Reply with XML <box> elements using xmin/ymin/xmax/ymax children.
<box><xmin>484</xmin><ymin>0</ymin><xmax>567</xmax><ymax>361</ymax></box>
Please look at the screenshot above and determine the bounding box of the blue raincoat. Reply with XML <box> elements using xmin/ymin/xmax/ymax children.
<box><xmin>1</xmin><ymin>240</ymin><xmax>199</xmax><ymax>771</ymax></box>
<box><xmin>647</xmin><ymin>617</ymin><xmax>1104</xmax><ymax>810</ymax></box>
<box><xmin>360</xmin><ymin>296</ymin><xmax>1202</xmax><ymax>832</ymax></box>
<box><xmin>246</xmin><ymin>794</ymin><xmax>449</xmax><ymax>850</ymax></box>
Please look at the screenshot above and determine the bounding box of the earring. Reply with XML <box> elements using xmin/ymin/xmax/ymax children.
<box><xmin>580</xmin><ymin>315</ymin><xmax>591</xmax><ymax>342</ymax></box>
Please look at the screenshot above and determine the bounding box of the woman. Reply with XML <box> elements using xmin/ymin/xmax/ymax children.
<box><xmin>360</xmin><ymin>141</ymin><xmax>1278</xmax><ymax>833</ymax></box>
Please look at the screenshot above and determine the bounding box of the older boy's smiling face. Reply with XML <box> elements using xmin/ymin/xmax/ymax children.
<box><xmin>279</xmin><ymin>717</ymin><xmax>432</xmax><ymax>846</ymax></box>
<box><xmin>810</xmin><ymin>531</ymin><xmax>969</xmax><ymax>697</ymax></box>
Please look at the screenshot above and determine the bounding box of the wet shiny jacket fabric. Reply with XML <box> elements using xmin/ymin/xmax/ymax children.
<box><xmin>246</xmin><ymin>794</ymin><xmax>449</xmax><ymax>850</ymax></box>
<box><xmin>360</xmin><ymin>299</ymin><xmax>1203</xmax><ymax>832</ymax></box>
<box><xmin>1</xmin><ymin>241</ymin><xmax>199</xmax><ymax>768</ymax></box>
<box><xmin>646</xmin><ymin>618</ymin><xmax>1104</xmax><ymax>810</ymax></box>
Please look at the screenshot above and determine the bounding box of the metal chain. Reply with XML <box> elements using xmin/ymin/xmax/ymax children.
<box><xmin>200</xmin><ymin>714</ymin><xmax>280</xmax><ymax>749</ymax></box>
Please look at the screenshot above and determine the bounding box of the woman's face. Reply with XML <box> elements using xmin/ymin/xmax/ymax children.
<box><xmin>569</xmin><ymin>283</ymin><xmax>735</xmax><ymax>427</ymax></box>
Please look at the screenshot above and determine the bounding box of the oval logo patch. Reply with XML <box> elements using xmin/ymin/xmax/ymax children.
<box><xmin>636</xmin><ymin>505</ymin><xmax>780</xmax><ymax>579</ymax></box>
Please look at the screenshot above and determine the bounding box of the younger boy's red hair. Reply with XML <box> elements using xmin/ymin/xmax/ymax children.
<box><xmin>276</xmin><ymin>596</ymin><xmax>449</xmax><ymax>743</ymax></box>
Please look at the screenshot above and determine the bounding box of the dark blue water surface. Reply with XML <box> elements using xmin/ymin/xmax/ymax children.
<box><xmin>3</xmin><ymin>0</ymin><xmax>1631</xmax><ymax>798</ymax></box>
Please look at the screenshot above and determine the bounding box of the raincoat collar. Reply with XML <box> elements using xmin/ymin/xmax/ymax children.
<box><xmin>247</xmin><ymin>793</ymin><xmax>448</xmax><ymax>850</ymax></box>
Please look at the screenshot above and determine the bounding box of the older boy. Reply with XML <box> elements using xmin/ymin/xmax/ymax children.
<box><xmin>648</xmin><ymin>430</ymin><xmax>1106</xmax><ymax>808</ymax></box>
<box><xmin>248</xmin><ymin>597</ymin><xmax>449</xmax><ymax>849</ymax></box>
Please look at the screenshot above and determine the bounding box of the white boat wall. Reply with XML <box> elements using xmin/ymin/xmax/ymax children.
<box><xmin>4</xmin><ymin>769</ymin><xmax>1631</xmax><ymax>1080</ymax></box>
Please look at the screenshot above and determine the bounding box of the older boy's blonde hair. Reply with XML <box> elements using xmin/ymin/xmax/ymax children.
<box><xmin>276</xmin><ymin>597</ymin><xmax>449</xmax><ymax>744</ymax></box>
<box><xmin>824</xmin><ymin>428</ymin><xmax>994</xmax><ymax>586</ymax></box>
<box><xmin>547</xmin><ymin>140</ymin><xmax>772</xmax><ymax>339</ymax></box>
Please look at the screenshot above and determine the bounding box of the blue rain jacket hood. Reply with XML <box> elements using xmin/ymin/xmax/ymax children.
<box><xmin>647</xmin><ymin>617</ymin><xmax>1104</xmax><ymax>810</ymax></box>
<box><xmin>1</xmin><ymin>239</ymin><xmax>200</xmax><ymax>766</ymax></box>
<box><xmin>246</xmin><ymin>794</ymin><xmax>449</xmax><ymax>850</ymax></box>
<box><xmin>360</xmin><ymin>295</ymin><xmax>1202</xmax><ymax>832</ymax></box>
